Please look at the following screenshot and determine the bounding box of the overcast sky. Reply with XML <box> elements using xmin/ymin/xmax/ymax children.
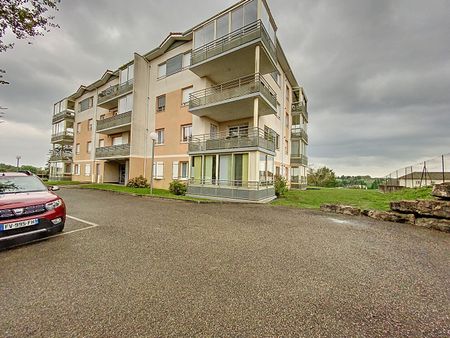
<box><xmin>0</xmin><ymin>0</ymin><xmax>449</xmax><ymax>176</ymax></box>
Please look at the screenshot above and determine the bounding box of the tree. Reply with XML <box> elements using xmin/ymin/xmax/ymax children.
<box><xmin>308</xmin><ymin>166</ymin><xmax>337</xmax><ymax>187</ymax></box>
<box><xmin>0</xmin><ymin>0</ymin><xmax>60</xmax><ymax>85</ymax></box>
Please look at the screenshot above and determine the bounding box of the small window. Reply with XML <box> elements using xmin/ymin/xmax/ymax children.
<box><xmin>75</xmin><ymin>144</ymin><xmax>80</xmax><ymax>155</ymax></box>
<box><xmin>158</xmin><ymin>63</ymin><xmax>166</xmax><ymax>79</ymax></box>
<box><xmin>180</xmin><ymin>162</ymin><xmax>189</xmax><ymax>179</ymax></box>
<box><xmin>276</xmin><ymin>133</ymin><xmax>280</xmax><ymax>150</ymax></box>
<box><xmin>87</xmin><ymin>141</ymin><xmax>92</xmax><ymax>154</ymax></box>
<box><xmin>181</xmin><ymin>86</ymin><xmax>194</xmax><ymax>106</ymax></box>
<box><xmin>112</xmin><ymin>136</ymin><xmax>123</xmax><ymax>146</ymax></box>
<box><xmin>181</xmin><ymin>124</ymin><xmax>192</xmax><ymax>142</ymax></box>
<box><xmin>118</xmin><ymin>94</ymin><xmax>133</xmax><ymax>114</ymax></box>
<box><xmin>285</xmin><ymin>140</ymin><xmax>289</xmax><ymax>155</ymax></box>
<box><xmin>85</xmin><ymin>164</ymin><xmax>91</xmax><ymax>177</ymax></box>
<box><xmin>120</xmin><ymin>63</ymin><xmax>134</xmax><ymax>84</ymax></box>
<box><xmin>153</xmin><ymin>162</ymin><xmax>164</xmax><ymax>179</ymax></box>
<box><xmin>166</xmin><ymin>54</ymin><xmax>183</xmax><ymax>77</ymax></box>
<box><xmin>88</xmin><ymin>119</ymin><xmax>93</xmax><ymax>131</ymax></box>
<box><xmin>182</xmin><ymin>52</ymin><xmax>191</xmax><ymax>69</ymax></box>
<box><xmin>74</xmin><ymin>164</ymin><xmax>80</xmax><ymax>175</ymax></box>
<box><xmin>99</xmin><ymin>139</ymin><xmax>105</xmax><ymax>148</ymax></box>
<box><xmin>77</xmin><ymin>123</ymin><xmax>81</xmax><ymax>134</ymax></box>
<box><xmin>156</xmin><ymin>129</ymin><xmax>164</xmax><ymax>145</ymax></box>
<box><xmin>79</xmin><ymin>97</ymin><xmax>93</xmax><ymax>112</ymax></box>
<box><xmin>156</xmin><ymin>95</ymin><xmax>166</xmax><ymax>112</ymax></box>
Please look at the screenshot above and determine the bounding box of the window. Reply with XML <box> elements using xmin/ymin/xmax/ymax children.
<box><xmin>156</xmin><ymin>129</ymin><xmax>164</xmax><ymax>145</ymax></box>
<box><xmin>271</xmin><ymin>71</ymin><xmax>280</xmax><ymax>86</ymax></box>
<box><xmin>166</xmin><ymin>54</ymin><xmax>183</xmax><ymax>77</ymax></box>
<box><xmin>194</xmin><ymin>21</ymin><xmax>214</xmax><ymax>49</ymax></box>
<box><xmin>153</xmin><ymin>162</ymin><xmax>164</xmax><ymax>179</ymax></box>
<box><xmin>285</xmin><ymin>140</ymin><xmax>289</xmax><ymax>155</ymax></box>
<box><xmin>87</xmin><ymin>141</ymin><xmax>92</xmax><ymax>154</ymax></box>
<box><xmin>85</xmin><ymin>164</ymin><xmax>91</xmax><ymax>177</ymax></box>
<box><xmin>88</xmin><ymin>119</ymin><xmax>93</xmax><ymax>131</ymax></box>
<box><xmin>181</xmin><ymin>124</ymin><xmax>192</xmax><ymax>142</ymax></box>
<box><xmin>216</xmin><ymin>14</ymin><xmax>229</xmax><ymax>39</ymax></box>
<box><xmin>229</xmin><ymin>125</ymin><xmax>248</xmax><ymax>137</ymax></box>
<box><xmin>77</xmin><ymin>123</ymin><xmax>81</xmax><ymax>134</ymax></box>
<box><xmin>231</xmin><ymin>6</ymin><xmax>243</xmax><ymax>32</ymax></box>
<box><xmin>210</xmin><ymin>124</ymin><xmax>218</xmax><ymax>138</ymax></box>
<box><xmin>182</xmin><ymin>86</ymin><xmax>194</xmax><ymax>106</ymax></box>
<box><xmin>158</xmin><ymin>63</ymin><xmax>166</xmax><ymax>78</ymax></box>
<box><xmin>156</xmin><ymin>95</ymin><xmax>166</xmax><ymax>112</ymax></box>
<box><xmin>180</xmin><ymin>162</ymin><xmax>189</xmax><ymax>179</ymax></box>
<box><xmin>172</xmin><ymin>162</ymin><xmax>179</xmax><ymax>179</ymax></box>
<box><xmin>182</xmin><ymin>52</ymin><xmax>191</xmax><ymax>69</ymax></box>
<box><xmin>74</xmin><ymin>164</ymin><xmax>80</xmax><ymax>175</ymax></box>
<box><xmin>112</xmin><ymin>136</ymin><xmax>123</xmax><ymax>146</ymax></box>
<box><xmin>119</xmin><ymin>94</ymin><xmax>133</xmax><ymax>114</ymax></box>
<box><xmin>120</xmin><ymin>63</ymin><xmax>134</xmax><ymax>84</ymax></box>
<box><xmin>261</xmin><ymin>1</ymin><xmax>276</xmax><ymax>43</ymax></box>
<box><xmin>79</xmin><ymin>97</ymin><xmax>93</xmax><ymax>112</ymax></box>
<box><xmin>276</xmin><ymin>133</ymin><xmax>280</xmax><ymax>150</ymax></box>
<box><xmin>99</xmin><ymin>139</ymin><xmax>105</xmax><ymax>148</ymax></box>
<box><xmin>259</xmin><ymin>154</ymin><xmax>275</xmax><ymax>183</ymax></box>
<box><xmin>75</xmin><ymin>143</ymin><xmax>80</xmax><ymax>155</ymax></box>
<box><xmin>243</xmin><ymin>0</ymin><xmax>257</xmax><ymax>26</ymax></box>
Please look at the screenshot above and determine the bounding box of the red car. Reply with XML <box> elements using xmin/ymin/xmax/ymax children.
<box><xmin>0</xmin><ymin>172</ymin><xmax>66</xmax><ymax>250</ymax></box>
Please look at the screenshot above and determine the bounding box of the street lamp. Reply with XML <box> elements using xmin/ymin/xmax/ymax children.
<box><xmin>149</xmin><ymin>131</ymin><xmax>158</xmax><ymax>194</ymax></box>
<box><xmin>16</xmin><ymin>155</ymin><xmax>21</xmax><ymax>172</ymax></box>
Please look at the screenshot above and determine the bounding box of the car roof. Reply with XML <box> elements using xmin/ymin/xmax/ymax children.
<box><xmin>0</xmin><ymin>172</ymin><xmax>30</xmax><ymax>177</ymax></box>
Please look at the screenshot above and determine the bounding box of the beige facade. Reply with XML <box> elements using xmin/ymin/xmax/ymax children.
<box><xmin>49</xmin><ymin>0</ymin><xmax>309</xmax><ymax>201</ymax></box>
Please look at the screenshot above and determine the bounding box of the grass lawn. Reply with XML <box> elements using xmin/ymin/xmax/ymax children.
<box><xmin>78</xmin><ymin>184</ymin><xmax>211</xmax><ymax>202</ymax></box>
<box><xmin>45</xmin><ymin>181</ymin><xmax>83</xmax><ymax>186</ymax></box>
<box><xmin>272</xmin><ymin>187</ymin><xmax>433</xmax><ymax>211</ymax></box>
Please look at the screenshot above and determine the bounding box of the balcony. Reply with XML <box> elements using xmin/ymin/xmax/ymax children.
<box><xmin>95</xmin><ymin>144</ymin><xmax>131</xmax><ymax>160</ymax></box>
<box><xmin>189</xmin><ymin>73</ymin><xmax>277</xmax><ymax>122</ymax></box>
<box><xmin>291</xmin><ymin>127</ymin><xmax>308</xmax><ymax>144</ymax></box>
<box><xmin>189</xmin><ymin>127</ymin><xmax>275</xmax><ymax>155</ymax></box>
<box><xmin>51</xmin><ymin>131</ymin><xmax>74</xmax><ymax>144</ymax></box>
<box><xmin>97</xmin><ymin>80</ymin><xmax>133</xmax><ymax>109</ymax></box>
<box><xmin>292</xmin><ymin>102</ymin><xmax>308</xmax><ymax>121</ymax></box>
<box><xmin>190</xmin><ymin>20</ymin><xmax>277</xmax><ymax>83</ymax></box>
<box><xmin>52</xmin><ymin>109</ymin><xmax>75</xmax><ymax>124</ymax></box>
<box><xmin>49</xmin><ymin>173</ymin><xmax>72</xmax><ymax>182</ymax></box>
<box><xmin>96</xmin><ymin>111</ymin><xmax>132</xmax><ymax>135</ymax></box>
<box><xmin>291</xmin><ymin>155</ymin><xmax>308</xmax><ymax>166</ymax></box>
<box><xmin>49</xmin><ymin>152</ymin><xmax>72</xmax><ymax>162</ymax></box>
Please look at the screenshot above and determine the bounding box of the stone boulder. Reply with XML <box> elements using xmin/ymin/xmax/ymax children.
<box><xmin>415</xmin><ymin>218</ymin><xmax>450</xmax><ymax>233</ymax></box>
<box><xmin>390</xmin><ymin>200</ymin><xmax>450</xmax><ymax>219</ymax></box>
<box><xmin>367</xmin><ymin>210</ymin><xmax>415</xmax><ymax>224</ymax></box>
<box><xmin>320</xmin><ymin>204</ymin><xmax>361</xmax><ymax>216</ymax></box>
<box><xmin>432</xmin><ymin>183</ymin><xmax>450</xmax><ymax>200</ymax></box>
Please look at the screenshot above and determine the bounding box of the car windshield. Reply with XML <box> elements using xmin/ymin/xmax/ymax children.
<box><xmin>0</xmin><ymin>176</ymin><xmax>48</xmax><ymax>194</ymax></box>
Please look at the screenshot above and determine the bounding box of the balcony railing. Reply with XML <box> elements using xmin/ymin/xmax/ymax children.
<box><xmin>52</xmin><ymin>109</ymin><xmax>75</xmax><ymax>124</ymax></box>
<box><xmin>97</xmin><ymin>80</ymin><xmax>134</xmax><ymax>105</ymax></box>
<box><xmin>191</xmin><ymin>20</ymin><xmax>276</xmax><ymax>66</ymax></box>
<box><xmin>292</xmin><ymin>102</ymin><xmax>308</xmax><ymax>121</ymax></box>
<box><xmin>291</xmin><ymin>127</ymin><xmax>308</xmax><ymax>143</ymax></box>
<box><xmin>96</xmin><ymin>111</ymin><xmax>132</xmax><ymax>132</ymax></box>
<box><xmin>189</xmin><ymin>127</ymin><xmax>275</xmax><ymax>154</ymax></box>
<box><xmin>50</xmin><ymin>152</ymin><xmax>72</xmax><ymax>162</ymax></box>
<box><xmin>95</xmin><ymin>144</ymin><xmax>130</xmax><ymax>159</ymax></box>
<box><xmin>189</xmin><ymin>73</ymin><xmax>277</xmax><ymax>110</ymax></box>
<box><xmin>51</xmin><ymin>131</ymin><xmax>74</xmax><ymax>143</ymax></box>
<box><xmin>291</xmin><ymin>155</ymin><xmax>308</xmax><ymax>166</ymax></box>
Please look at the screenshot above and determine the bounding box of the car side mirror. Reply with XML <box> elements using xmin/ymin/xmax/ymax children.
<box><xmin>50</xmin><ymin>185</ymin><xmax>60</xmax><ymax>191</ymax></box>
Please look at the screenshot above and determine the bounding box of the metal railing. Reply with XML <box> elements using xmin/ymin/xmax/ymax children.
<box><xmin>189</xmin><ymin>178</ymin><xmax>273</xmax><ymax>189</ymax></box>
<box><xmin>95</xmin><ymin>144</ymin><xmax>131</xmax><ymax>159</ymax></box>
<box><xmin>96</xmin><ymin>111</ymin><xmax>132</xmax><ymax>132</ymax></box>
<box><xmin>50</xmin><ymin>152</ymin><xmax>72</xmax><ymax>162</ymax></box>
<box><xmin>189</xmin><ymin>73</ymin><xmax>277</xmax><ymax>110</ymax></box>
<box><xmin>291</xmin><ymin>154</ymin><xmax>308</xmax><ymax>166</ymax></box>
<box><xmin>292</xmin><ymin>102</ymin><xmax>308</xmax><ymax>121</ymax></box>
<box><xmin>51</xmin><ymin>131</ymin><xmax>74</xmax><ymax>143</ymax></box>
<box><xmin>97</xmin><ymin>80</ymin><xmax>134</xmax><ymax>105</ymax></box>
<box><xmin>52</xmin><ymin>109</ymin><xmax>75</xmax><ymax>124</ymax></box>
<box><xmin>191</xmin><ymin>20</ymin><xmax>276</xmax><ymax>66</ymax></box>
<box><xmin>189</xmin><ymin>127</ymin><xmax>276</xmax><ymax>153</ymax></box>
<box><xmin>291</xmin><ymin>127</ymin><xmax>308</xmax><ymax>143</ymax></box>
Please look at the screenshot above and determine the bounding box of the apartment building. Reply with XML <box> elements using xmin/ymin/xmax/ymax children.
<box><xmin>49</xmin><ymin>0</ymin><xmax>309</xmax><ymax>202</ymax></box>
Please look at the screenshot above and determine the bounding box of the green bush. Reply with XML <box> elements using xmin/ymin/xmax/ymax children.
<box><xmin>169</xmin><ymin>180</ymin><xmax>187</xmax><ymax>196</ymax></box>
<box><xmin>274</xmin><ymin>175</ymin><xmax>288</xmax><ymax>198</ymax></box>
<box><xmin>127</xmin><ymin>175</ymin><xmax>149</xmax><ymax>188</ymax></box>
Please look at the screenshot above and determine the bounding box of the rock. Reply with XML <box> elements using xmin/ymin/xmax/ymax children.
<box><xmin>415</xmin><ymin>218</ymin><xmax>450</xmax><ymax>233</ymax></box>
<box><xmin>320</xmin><ymin>204</ymin><xmax>361</xmax><ymax>216</ymax></box>
<box><xmin>367</xmin><ymin>210</ymin><xmax>415</xmax><ymax>224</ymax></box>
<box><xmin>390</xmin><ymin>199</ymin><xmax>450</xmax><ymax>219</ymax></box>
<box><xmin>432</xmin><ymin>183</ymin><xmax>450</xmax><ymax>200</ymax></box>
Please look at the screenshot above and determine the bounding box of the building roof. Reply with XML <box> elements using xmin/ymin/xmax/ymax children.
<box><xmin>398</xmin><ymin>172</ymin><xmax>450</xmax><ymax>180</ymax></box>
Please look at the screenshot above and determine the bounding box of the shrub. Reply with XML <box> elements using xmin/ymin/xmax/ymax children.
<box><xmin>169</xmin><ymin>180</ymin><xmax>187</xmax><ymax>196</ymax></box>
<box><xmin>274</xmin><ymin>174</ymin><xmax>288</xmax><ymax>198</ymax></box>
<box><xmin>127</xmin><ymin>176</ymin><xmax>149</xmax><ymax>188</ymax></box>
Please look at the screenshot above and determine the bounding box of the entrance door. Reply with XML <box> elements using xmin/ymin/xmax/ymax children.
<box><xmin>118</xmin><ymin>164</ymin><xmax>126</xmax><ymax>185</ymax></box>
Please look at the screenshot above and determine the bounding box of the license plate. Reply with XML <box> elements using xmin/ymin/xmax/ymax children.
<box><xmin>0</xmin><ymin>219</ymin><xmax>39</xmax><ymax>231</ymax></box>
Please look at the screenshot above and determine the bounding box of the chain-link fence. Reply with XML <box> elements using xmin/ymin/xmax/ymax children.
<box><xmin>382</xmin><ymin>154</ymin><xmax>450</xmax><ymax>191</ymax></box>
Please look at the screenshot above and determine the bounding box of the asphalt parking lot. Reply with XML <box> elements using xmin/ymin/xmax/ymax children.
<box><xmin>1</xmin><ymin>188</ymin><xmax>449</xmax><ymax>337</ymax></box>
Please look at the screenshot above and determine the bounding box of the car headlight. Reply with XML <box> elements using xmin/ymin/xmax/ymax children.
<box><xmin>45</xmin><ymin>199</ymin><xmax>63</xmax><ymax>211</ymax></box>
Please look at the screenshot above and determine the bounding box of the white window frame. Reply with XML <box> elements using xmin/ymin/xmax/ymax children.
<box><xmin>181</xmin><ymin>124</ymin><xmax>192</xmax><ymax>143</ymax></box>
<box><xmin>180</xmin><ymin>162</ymin><xmax>189</xmax><ymax>180</ymax></box>
<box><xmin>87</xmin><ymin>141</ymin><xmax>92</xmax><ymax>154</ymax></box>
<box><xmin>153</xmin><ymin>162</ymin><xmax>164</xmax><ymax>180</ymax></box>
<box><xmin>75</xmin><ymin>143</ymin><xmax>80</xmax><ymax>155</ymax></box>
<box><xmin>156</xmin><ymin>129</ymin><xmax>164</xmax><ymax>145</ymax></box>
